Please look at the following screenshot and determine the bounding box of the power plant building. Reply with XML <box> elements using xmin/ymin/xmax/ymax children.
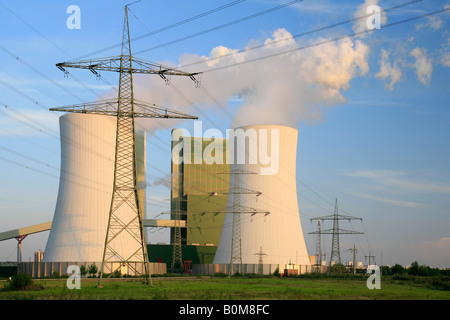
<box><xmin>147</xmin><ymin>129</ymin><xmax>230</xmax><ymax>265</ymax></box>
<box><xmin>171</xmin><ymin>128</ymin><xmax>230</xmax><ymax>246</ymax></box>
<box><xmin>9</xmin><ymin>117</ymin><xmax>311</xmax><ymax>275</ymax></box>
<box><xmin>213</xmin><ymin>125</ymin><xmax>310</xmax><ymax>266</ymax></box>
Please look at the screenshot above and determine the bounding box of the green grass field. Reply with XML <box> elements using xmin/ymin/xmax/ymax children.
<box><xmin>1</xmin><ymin>275</ymin><xmax>449</xmax><ymax>300</ymax></box>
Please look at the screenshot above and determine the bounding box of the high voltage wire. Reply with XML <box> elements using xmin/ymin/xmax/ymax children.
<box><xmin>114</xmin><ymin>1</ymin><xmax>434</xmax><ymax>208</ymax></box>
<box><xmin>1</xmin><ymin>3</ymin><xmax>445</xmax><ymax>233</ymax></box>
<box><xmin>0</xmin><ymin>1</ymin><xmax>298</xmax><ymax>250</ymax></box>
<box><xmin>201</xmin><ymin>6</ymin><xmax>449</xmax><ymax>74</ymax></box>
<box><xmin>0</xmin><ymin>2</ymin><xmax>119</xmax><ymax>98</ymax></box>
<box><xmin>0</xmin><ymin>2</ymin><xmax>72</xmax><ymax>58</ymax></box>
<box><xmin>180</xmin><ymin>0</ymin><xmax>423</xmax><ymax>70</ymax></box>
<box><xmin>134</xmin><ymin>0</ymin><xmax>304</xmax><ymax>55</ymax></box>
<box><xmin>122</xmin><ymin>3</ymin><xmax>334</xmax><ymax>218</ymax></box>
<box><xmin>0</xmin><ymin>46</ymin><xmax>85</xmax><ymax>103</ymax></box>
<box><xmin>71</xmin><ymin>0</ymin><xmax>248</xmax><ymax>61</ymax></box>
<box><xmin>171</xmin><ymin>1</ymin><xmax>435</xmax><ymax>221</ymax></box>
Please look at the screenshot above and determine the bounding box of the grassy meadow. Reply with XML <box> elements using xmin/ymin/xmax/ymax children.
<box><xmin>1</xmin><ymin>274</ymin><xmax>449</xmax><ymax>300</ymax></box>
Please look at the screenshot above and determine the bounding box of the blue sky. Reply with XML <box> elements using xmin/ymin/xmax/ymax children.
<box><xmin>0</xmin><ymin>0</ymin><xmax>449</xmax><ymax>268</ymax></box>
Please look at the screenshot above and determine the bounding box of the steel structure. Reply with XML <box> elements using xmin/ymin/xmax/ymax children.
<box><xmin>315</xmin><ymin>219</ymin><xmax>322</xmax><ymax>266</ymax></box>
<box><xmin>309</xmin><ymin>198</ymin><xmax>363</xmax><ymax>266</ymax></box>
<box><xmin>51</xmin><ymin>5</ymin><xmax>199</xmax><ymax>286</ymax></box>
<box><xmin>348</xmin><ymin>244</ymin><xmax>358</xmax><ymax>275</ymax></box>
<box><xmin>215</xmin><ymin>169</ymin><xmax>267</xmax><ymax>277</ymax></box>
<box><xmin>170</xmin><ymin>208</ymin><xmax>185</xmax><ymax>273</ymax></box>
<box><xmin>255</xmin><ymin>246</ymin><xmax>267</xmax><ymax>276</ymax></box>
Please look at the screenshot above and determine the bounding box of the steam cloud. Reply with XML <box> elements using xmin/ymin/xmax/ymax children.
<box><xmin>131</xmin><ymin>28</ymin><xmax>370</xmax><ymax>132</ymax></box>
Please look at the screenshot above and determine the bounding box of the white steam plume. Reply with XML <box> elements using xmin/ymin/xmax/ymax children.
<box><xmin>122</xmin><ymin>28</ymin><xmax>370</xmax><ymax>132</ymax></box>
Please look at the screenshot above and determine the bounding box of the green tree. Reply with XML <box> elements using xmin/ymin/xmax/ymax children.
<box><xmin>391</xmin><ymin>264</ymin><xmax>405</xmax><ymax>275</ymax></box>
<box><xmin>88</xmin><ymin>264</ymin><xmax>98</xmax><ymax>277</ymax></box>
<box><xmin>80</xmin><ymin>265</ymin><xmax>87</xmax><ymax>278</ymax></box>
<box><xmin>380</xmin><ymin>265</ymin><xmax>391</xmax><ymax>275</ymax></box>
<box><xmin>408</xmin><ymin>261</ymin><xmax>420</xmax><ymax>276</ymax></box>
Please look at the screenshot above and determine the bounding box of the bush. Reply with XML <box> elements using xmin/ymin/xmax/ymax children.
<box><xmin>213</xmin><ymin>272</ymin><xmax>228</xmax><ymax>278</ymax></box>
<box><xmin>430</xmin><ymin>276</ymin><xmax>450</xmax><ymax>291</ymax></box>
<box><xmin>4</xmin><ymin>273</ymin><xmax>44</xmax><ymax>291</ymax></box>
<box><xmin>273</xmin><ymin>268</ymin><xmax>280</xmax><ymax>277</ymax></box>
<box><xmin>328</xmin><ymin>263</ymin><xmax>346</xmax><ymax>274</ymax></box>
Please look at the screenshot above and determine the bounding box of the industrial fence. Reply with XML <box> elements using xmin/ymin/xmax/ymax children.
<box><xmin>191</xmin><ymin>264</ymin><xmax>328</xmax><ymax>276</ymax></box>
<box><xmin>18</xmin><ymin>261</ymin><xmax>166</xmax><ymax>278</ymax></box>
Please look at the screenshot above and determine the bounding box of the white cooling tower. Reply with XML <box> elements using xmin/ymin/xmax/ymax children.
<box><xmin>213</xmin><ymin>125</ymin><xmax>310</xmax><ymax>266</ymax></box>
<box><xmin>43</xmin><ymin>113</ymin><xmax>146</xmax><ymax>262</ymax></box>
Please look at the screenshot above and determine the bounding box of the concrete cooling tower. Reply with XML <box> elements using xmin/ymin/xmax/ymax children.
<box><xmin>213</xmin><ymin>125</ymin><xmax>310</xmax><ymax>266</ymax></box>
<box><xmin>43</xmin><ymin>113</ymin><xmax>146</xmax><ymax>262</ymax></box>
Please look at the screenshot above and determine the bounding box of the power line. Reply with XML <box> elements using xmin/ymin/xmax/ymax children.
<box><xmin>134</xmin><ymin>0</ymin><xmax>304</xmax><ymax>55</ymax></box>
<box><xmin>2</xmin><ymin>3</ymin><xmax>445</xmax><ymax>241</ymax></box>
<box><xmin>71</xmin><ymin>0</ymin><xmax>248</xmax><ymax>60</ymax></box>
<box><xmin>201</xmin><ymin>6</ymin><xmax>449</xmax><ymax>74</ymax></box>
<box><xmin>179</xmin><ymin>0</ymin><xmax>423</xmax><ymax>70</ymax></box>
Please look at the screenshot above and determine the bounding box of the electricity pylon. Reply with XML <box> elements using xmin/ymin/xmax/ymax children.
<box><xmin>348</xmin><ymin>244</ymin><xmax>358</xmax><ymax>275</ymax></box>
<box><xmin>51</xmin><ymin>4</ymin><xmax>200</xmax><ymax>286</ymax></box>
<box><xmin>170</xmin><ymin>209</ymin><xmax>185</xmax><ymax>273</ymax></box>
<box><xmin>255</xmin><ymin>246</ymin><xmax>267</xmax><ymax>276</ymax></box>
<box><xmin>309</xmin><ymin>198</ymin><xmax>363</xmax><ymax>267</ymax></box>
<box><xmin>315</xmin><ymin>219</ymin><xmax>322</xmax><ymax>266</ymax></box>
<box><xmin>365</xmin><ymin>252</ymin><xmax>375</xmax><ymax>266</ymax></box>
<box><xmin>218</xmin><ymin>169</ymin><xmax>269</xmax><ymax>277</ymax></box>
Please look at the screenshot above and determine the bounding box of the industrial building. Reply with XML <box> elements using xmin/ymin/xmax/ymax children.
<box><xmin>0</xmin><ymin>5</ymin><xmax>314</xmax><ymax>278</ymax></box>
<box><xmin>1</xmin><ymin>119</ymin><xmax>314</xmax><ymax>276</ymax></box>
<box><xmin>147</xmin><ymin>129</ymin><xmax>230</xmax><ymax>267</ymax></box>
<box><xmin>42</xmin><ymin>113</ymin><xmax>146</xmax><ymax>263</ymax></box>
<box><xmin>213</xmin><ymin>125</ymin><xmax>311</xmax><ymax>267</ymax></box>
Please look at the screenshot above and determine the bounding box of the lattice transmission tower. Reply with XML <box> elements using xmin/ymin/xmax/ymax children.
<box><xmin>51</xmin><ymin>4</ymin><xmax>200</xmax><ymax>286</ymax></box>
<box><xmin>255</xmin><ymin>246</ymin><xmax>267</xmax><ymax>276</ymax></box>
<box><xmin>217</xmin><ymin>169</ymin><xmax>269</xmax><ymax>277</ymax></box>
<box><xmin>314</xmin><ymin>219</ymin><xmax>322</xmax><ymax>266</ymax></box>
<box><xmin>170</xmin><ymin>207</ymin><xmax>185</xmax><ymax>273</ymax></box>
<box><xmin>309</xmin><ymin>198</ymin><xmax>363</xmax><ymax>266</ymax></box>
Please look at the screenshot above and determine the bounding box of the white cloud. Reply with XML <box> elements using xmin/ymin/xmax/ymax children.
<box><xmin>343</xmin><ymin>169</ymin><xmax>450</xmax><ymax>195</ymax></box>
<box><xmin>410</xmin><ymin>47</ymin><xmax>433</xmax><ymax>85</ymax></box>
<box><xmin>374</xmin><ymin>44</ymin><xmax>435</xmax><ymax>89</ymax></box>
<box><xmin>342</xmin><ymin>169</ymin><xmax>450</xmax><ymax>209</ymax></box>
<box><xmin>438</xmin><ymin>37</ymin><xmax>450</xmax><ymax>68</ymax></box>
<box><xmin>440</xmin><ymin>51</ymin><xmax>450</xmax><ymax>67</ymax></box>
<box><xmin>415</xmin><ymin>16</ymin><xmax>443</xmax><ymax>31</ymax></box>
<box><xmin>347</xmin><ymin>191</ymin><xmax>421</xmax><ymax>208</ymax></box>
<box><xmin>0</xmin><ymin>108</ymin><xmax>59</xmax><ymax>137</ymax></box>
<box><xmin>375</xmin><ymin>49</ymin><xmax>403</xmax><ymax>90</ymax></box>
<box><xmin>130</xmin><ymin>28</ymin><xmax>370</xmax><ymax>131</ymax></box>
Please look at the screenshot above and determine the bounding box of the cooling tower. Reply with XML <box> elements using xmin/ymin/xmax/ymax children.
<box><xmin>213</xmin><ymin>125</ymin><xmax>310</xmax><ymax>266</ymax></box>
<box><xmin>43</xmin><ymin>113</ymin><xmax>146</xmax><ymax>262</ymax></box>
